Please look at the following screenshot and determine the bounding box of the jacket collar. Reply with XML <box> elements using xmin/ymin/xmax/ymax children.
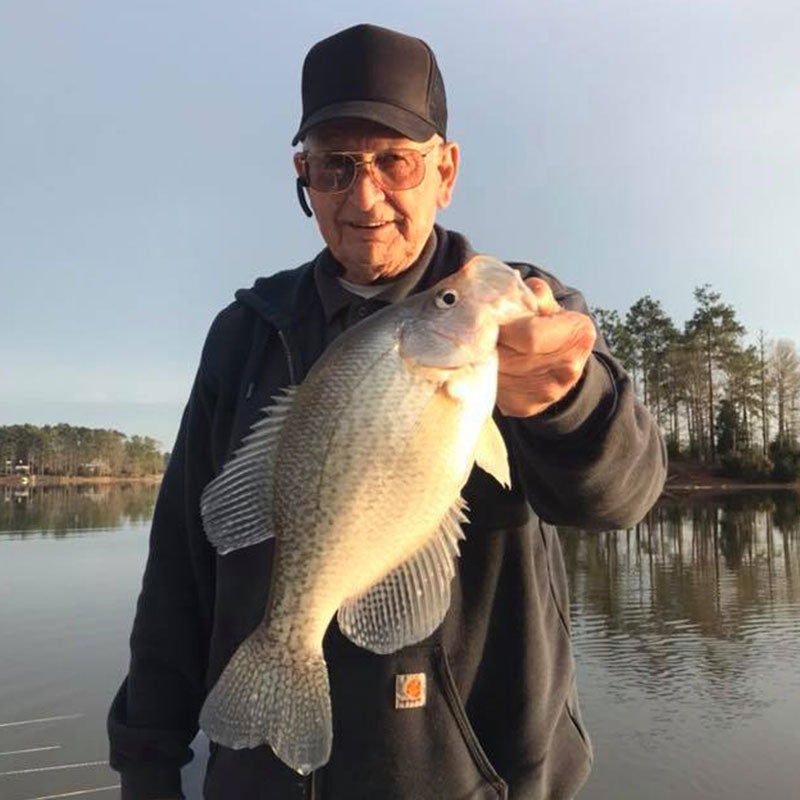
<box><xmin>314</xmin><ymin>230</ymin><xmax>438</xmax><ymax>324</ymax></box>
<box><xmin>233</xmin><ymin>225</ymin><xmax>475</xmax><ymax>330</ymax></box>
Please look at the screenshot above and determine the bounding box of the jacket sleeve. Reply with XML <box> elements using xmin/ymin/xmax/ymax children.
<box><xmin>499</xmin><ymin>268</ymin><xmax>667</xmax><ymax>530</ymax></box>
<box><xmin>107</xmin><ymin>358</ymin><xmax>219</xmax><ymax>799</ymax></box>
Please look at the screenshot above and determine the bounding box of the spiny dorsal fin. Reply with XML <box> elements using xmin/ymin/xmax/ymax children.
<box><xmin>200</xmin><ymin>387</ymin><xmax>296</xmax><ymax>554</ymax></box>
<box><xmin>337</xmin><ymin>496</ymin><xmax>468</xmax><ymax>654</ymax></box>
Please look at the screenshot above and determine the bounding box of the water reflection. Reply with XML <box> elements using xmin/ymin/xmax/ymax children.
<box><xmin>562</xmin><ymin>490</ymin><xmax>800</xmax><ymax>793</ymax></box>
<box><xmin>1</xmin><ymin>485</ymin><xmax>798</xmax><ymax>798</ymax></box>
<box><xmin>0</xmin><ymin>482</ymin><xmax>160</xmax><ymax>537</ymax></box>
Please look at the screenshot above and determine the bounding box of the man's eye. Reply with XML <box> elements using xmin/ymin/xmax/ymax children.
<box><xmin>375</xmin><ymin>152</ymin><xmax>405</xmax><ymax>166</ymax></box>
<box><xmin>376</xmin><ymin>151</ymin><xmax>412</xmax><ymax>174</ymax></box>
<box><xmin>320</xmin><ymin>155</ymin><xmax>348</xmax><ymax>173</ymax></box>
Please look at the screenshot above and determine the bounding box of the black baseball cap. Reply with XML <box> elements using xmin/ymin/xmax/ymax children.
<box><xmin>292</xmin><ymin>24</ymin><xmax>447</xmax><ymax>146</ymax></box>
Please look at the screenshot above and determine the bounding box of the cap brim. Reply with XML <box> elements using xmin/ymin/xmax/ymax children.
<box><xmin>292</xmin><ymin>100</ymin><xmax>438</xmax><ymax>145</ymax></box>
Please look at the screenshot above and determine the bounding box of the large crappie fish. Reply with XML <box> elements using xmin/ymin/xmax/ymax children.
<box><xmin>198</xmin><ymin>255</ymin><xmax>538</xmax><ymax>775</ymax></box>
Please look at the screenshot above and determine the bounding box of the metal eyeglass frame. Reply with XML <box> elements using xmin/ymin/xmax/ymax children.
<box><xmin>295</xmin><ymin>145</ymin><xmax>439</xmax><ymax>218</ymax></box>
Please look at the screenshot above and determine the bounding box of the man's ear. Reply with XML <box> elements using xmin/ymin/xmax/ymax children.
<box><xmin>436</xmin><ymin>141</ymin><xmax>459</xmax><ymax>209</ymax></box>
<box><xmin>293</xmin><ymin>152</ymin><xmax>313</xmax><ymax>217</ymax></box>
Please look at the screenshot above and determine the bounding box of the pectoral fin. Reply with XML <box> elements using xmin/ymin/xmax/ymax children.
<box><xmin>474</xmin><ymin>415</ymin><xmax>511</xmax><ymax>489</ymax></box>
<box><xmin>337</xmin><ymin>497</ymin><xmax>469</xmax><ymax>654</ymax></box>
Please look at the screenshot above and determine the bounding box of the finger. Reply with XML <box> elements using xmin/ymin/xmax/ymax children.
<box><xmin>532</xmin><ymin>312</ymin><xmax>595</xmax><ymax>356</ymax></box>
<box><xmin>562</xmin><ymin>314</ymin><xmax>597</xmax><ymax>355</ymax></box>
<box><xmin>500</xmin><ymin>371</ymin><xmax>568</xmax><ymax>401</ymax></box>
<box><xmin>552</xmin><ymin>348</ymin><xmax>592</xmax><ymax>386</ymax></box>
<box><xmin>498</xmin><ymin>317</ymin><xmax>537</xmax><ymax>354</ymax></box>
<box><xmin>498</xmin><ymin>346</ymin><xmax>590</xmax><ymax>405</ymax></box>
<box><xmin>524</xmin><ymin>277</ymin><xmax>561</xmax><ymax>316</ymax></box>
<box><xmin>499</xmin><ymin>310</ymin><xmax>593</xmax><ymax>356</ymax></box>
<box><xmin>498</xmin><ymin>341</ymin><xmax>590</xmax><ymax>379</ymax></box>
<box><xmin>498</xmin><ymin>316</ymin><xmax>596</xmax><ymax>375</ymax></box>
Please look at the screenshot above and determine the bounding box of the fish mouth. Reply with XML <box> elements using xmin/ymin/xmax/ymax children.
<box><xmin>400</xmin><ymin>327</ymin><xmax>490</xmax><ymax>371</ymax></box>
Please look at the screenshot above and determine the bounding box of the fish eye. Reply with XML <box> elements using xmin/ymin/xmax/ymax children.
<box><xmin>435</xmin><ymin>289</ymin><xmax>459</xmax><ymax>309</ymax></box>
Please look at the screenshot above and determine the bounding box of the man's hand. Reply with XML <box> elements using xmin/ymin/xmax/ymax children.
<box><xmin>496</xmin><ymin>277</ymin><xmax>597</xmax><ymax>417</ymax></box>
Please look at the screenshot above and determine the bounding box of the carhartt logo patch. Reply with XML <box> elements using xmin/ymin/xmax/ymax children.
<box><xmin>395</xmin><ymin>673</ymin><xmax>426</xmax><ymax>709</ymax></box>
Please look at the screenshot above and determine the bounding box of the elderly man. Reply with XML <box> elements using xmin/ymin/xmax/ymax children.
<box><xmin>108</xmin><ymin>23</ymin><xmax>665</xmax><ymax>800</ymax></box>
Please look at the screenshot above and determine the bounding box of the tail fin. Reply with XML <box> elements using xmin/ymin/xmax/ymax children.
<box><xmin>199</xmin><ymin>629</ymin><xmax>332</xmax><ymax>775</ymax></box>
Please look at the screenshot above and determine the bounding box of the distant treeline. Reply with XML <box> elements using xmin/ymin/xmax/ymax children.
<box><xmin>594</xmin><ymin>284</ymin><xmax>800</xmax><ymax>480</ymax></box>
<box><xmin>0</xmin><ymin>424</ymin><xmax>165</xmax><ymax>477</ymax></box>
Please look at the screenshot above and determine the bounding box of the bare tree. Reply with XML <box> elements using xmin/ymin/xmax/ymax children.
<box><xmin>770</xmin><ymin>340</ymin><xmax>800</xmax><ymax>446</ymax></box>
<box><xmin>758</xmin><ymin>330</ymin><xmax>773</xmax><ymax>455</ymax></box>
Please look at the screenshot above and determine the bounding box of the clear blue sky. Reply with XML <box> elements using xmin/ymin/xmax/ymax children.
<box><xmin>2</xmin><ymin>0</ymin><xmax>798</xmax><ymax>449</ymax></box>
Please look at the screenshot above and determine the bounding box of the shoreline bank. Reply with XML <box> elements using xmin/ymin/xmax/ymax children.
<box><xmin>665</xmin><ymin>460</ymin><xmax>800</xmax><ymax>492</ymax></box>
<box><xmin>0</xmin><ymin>475</ymin><xmax>163</xmax><ymax>488</ymax></box>
<box><xmin>2</xmin><ymin>468</ymin><xmax>797</xmax><ymax>493</ymax></box>
<box><xmin>666</xmin><ymin>481</ymin><xmax>800</xmax><ymax>491</ymax></box>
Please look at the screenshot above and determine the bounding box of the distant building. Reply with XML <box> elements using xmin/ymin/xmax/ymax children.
<box><xmin>79</xmin><ymin>459</ymin><xmax>112</xmax><ymax>477</ymax></box>
<box><xmin>12</xmin><ymin>461</ymin><xmax>33</xmax><ymax>487</ymax></box>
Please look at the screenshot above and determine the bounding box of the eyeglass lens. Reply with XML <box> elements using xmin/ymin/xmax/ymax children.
<box><xmin>305</xmin><ymin>149</ymin><xmax>427</xmax><ymax>193</ymax></box>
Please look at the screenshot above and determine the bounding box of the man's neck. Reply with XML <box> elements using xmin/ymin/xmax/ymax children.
<box><xmin>336</xmin><ymin>230</ymin><xmax>438</xmax><ymax>303</ymax></box>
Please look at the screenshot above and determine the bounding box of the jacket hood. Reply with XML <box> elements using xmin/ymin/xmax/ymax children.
<box><xmin>233</xmin><ymin>258</ymin><xmax>319</xmax><ymax>331</ymax></box>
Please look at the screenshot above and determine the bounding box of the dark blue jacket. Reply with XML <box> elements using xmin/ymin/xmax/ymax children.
<box><xmin>108</xmin><ymin>227</ymin><xmax>666</xmax><ymax>799</ymax></box>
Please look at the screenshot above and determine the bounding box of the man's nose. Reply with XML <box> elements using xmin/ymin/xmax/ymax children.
<box><xmin>346</xmin><ymin>164</ymin><xmax>385</xmax><ymax>210</ymax></box>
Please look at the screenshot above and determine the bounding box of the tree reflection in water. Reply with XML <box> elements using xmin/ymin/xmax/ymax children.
<box><xmin>560</xmin><ymin>491</ymin><xmax>800</xmax><ymax>729</ymax></box>
<box><xmin>0</xmin><ymin>482</ymin><xmax>160</xmax><ymax>536</ymax></box>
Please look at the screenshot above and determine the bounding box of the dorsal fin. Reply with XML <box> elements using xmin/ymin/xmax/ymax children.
<box><xmin>200</xmin><ymin>388</ymin><xmax>296</xmax><ymax>554</ymax></box>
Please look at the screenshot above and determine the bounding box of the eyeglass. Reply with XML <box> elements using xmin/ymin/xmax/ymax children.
<box><xmin>299</xmin><ymin>145</ymin><xmax>439</xmax><ymax>193</ymax></box>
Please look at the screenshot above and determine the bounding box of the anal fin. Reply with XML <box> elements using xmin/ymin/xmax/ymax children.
<box><xmin>337</xmin><ymin>497</ymin><xmax>468</xmax><ymax>654</ymax></box>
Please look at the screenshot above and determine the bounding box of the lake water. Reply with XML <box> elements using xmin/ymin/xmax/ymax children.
<box><xmin>0</xmin><ymin>483</ymin><xmax>798</xmax><ymax>799</ymax></box>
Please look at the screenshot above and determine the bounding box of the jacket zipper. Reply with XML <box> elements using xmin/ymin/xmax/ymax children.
<box><xmin>308</xmin><ymin>768</ymin><xmax>317</xmax><ymax>799</ymax></box>
<box><xmin>278</xmin><ymin>329</ymin><xmax>297</xmax><ymax>384</ymax></box>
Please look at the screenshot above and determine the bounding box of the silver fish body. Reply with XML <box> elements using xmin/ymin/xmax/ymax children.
<box><xmin>198</xmin><ymin>256</ymin><xmax>537</xmax><ymax>774</ymax></box>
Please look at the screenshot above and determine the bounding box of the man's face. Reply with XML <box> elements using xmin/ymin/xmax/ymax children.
<box><xmin>294</xmin><ymin>120</ymin><xmax>459</xmax><ymax>284</ymax></box>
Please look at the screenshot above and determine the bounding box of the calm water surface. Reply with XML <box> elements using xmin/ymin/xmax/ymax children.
<box><xmin>0</xmin><ymin>483</ymin><xmax>798</xmax><ymax>799</ymax></box>
<box><xmin>565</xmin><ymin>492</ymin><xmax>800</xmax><ymax>799</ymax></box>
